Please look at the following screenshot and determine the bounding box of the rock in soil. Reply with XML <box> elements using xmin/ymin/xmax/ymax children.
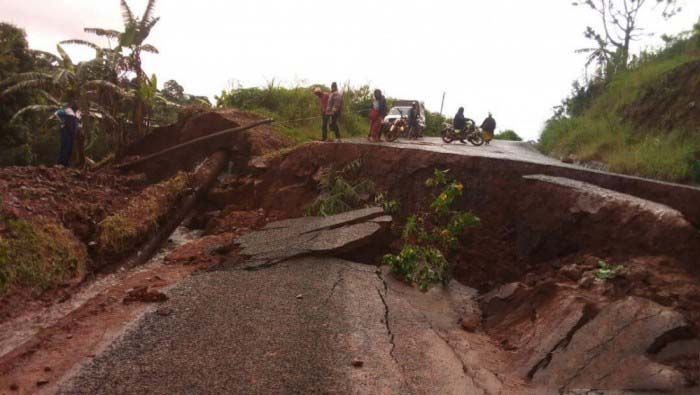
<box><xmin>123</xmin><ymin>286</ymin><xmax>168</xmax><ymax>304</ymax></box>
<box><xmin>533</xmin><ymin>296</ymin><xmax>693</xmax><ymax>391</ymax></box>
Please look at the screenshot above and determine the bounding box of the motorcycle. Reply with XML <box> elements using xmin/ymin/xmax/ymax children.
<box><xmin>384</xmin><ymin>109</ymin><xmax>422</xmax><ymax>142</ymax></box>
<box><xmin>441</xmin><ymin>119</ymin><xmax>484</xmax><ymax>146</ymax></box>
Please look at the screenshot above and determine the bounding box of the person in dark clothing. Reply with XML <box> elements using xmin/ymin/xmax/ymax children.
<box><xmin>407</xmin><ymin>102</ymin><xmax>420</xmax><ymax>139</ymax></box>
<box><xmin>55</xmin><ymin>103</ymin><xmax>80</xmax><ymax>167</ymax></box>
<box><xmin>326</xmin><ymin>82</ymin><xmax>343</xmax><ymax>142</ymax></box>
<box><xmin>369</xmin><ymin>89</ymin><xmax>387</xmax><ymax>142</ymax></box>
<box><xmin>313</xmin><ymin>87</ymin><xmax>330</xmax><ymax>141</ymax></box>
<box><xmin>453</xmin><ymin>107</ymin><xmax>468</xmax><ymax>131</ymax></box>
<box><xmin>480</xmin><ymin>113</ymin><xmax>496</xmax><ymax>145</ymax></box>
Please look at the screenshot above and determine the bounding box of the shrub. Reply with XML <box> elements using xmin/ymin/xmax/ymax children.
<box><xmin>595</xmin><ymin>260</ymin><xmax>623</xmax><ymax>280</ymax></box>
<box><xmin>494</xmin><ymin>130</ymin><xmax>523</xmax><ymax>141</ymax></box>
<box><xmin>383</xmin><ymin>169</ymin><xmax>480</xmax><ymax>291</ymax></box>
<box><xmin>0</xmin><ymin>216</ymin><xmax>87</xmax><ymax>295</ymax></box>
<box><xmin>216</xmin><ymin>82</ymin><xmax>371</xmax><ymax>142</ymax></box>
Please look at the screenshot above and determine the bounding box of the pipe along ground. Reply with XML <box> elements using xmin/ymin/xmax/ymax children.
<box><xmin>122</xmin><ymin>149</ymin><xmax>230</xmax><ymax>269</ymax></box>
<box><xmin>114</xmin><ymin>119</ymin><xmax>274</xmax><ymax>170</ymax></box>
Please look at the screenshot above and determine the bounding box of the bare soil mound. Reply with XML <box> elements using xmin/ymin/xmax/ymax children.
<box><xmin>123</xmin><ymin>109</ymin><xmax>293</xmax><ymax>181</ymax></box>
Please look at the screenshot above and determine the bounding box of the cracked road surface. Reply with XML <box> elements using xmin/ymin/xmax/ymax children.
<box><xmin>58</xmin><ymin>257</ymin><xmax>527</xmax><ymax>394</ymax></box>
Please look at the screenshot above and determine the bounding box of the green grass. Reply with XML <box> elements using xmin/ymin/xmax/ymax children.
<box><xmin>0</xmin><ymin>217</ymin><xmax>87</xmax><ymax>295</ymax></box>
<box><xmin>97</xmin><ymin>172</ymin><xmax>192</xmax><ymax>257</ymax></box>
<box><xmin>216</xmin><ymin>84</ymin><xmax>370</xmax><ymax>143</ymax></box>
<box><xmin>540</xmin><ymin>49</ymin><xmax>700</xmax><ymax>183</ymax></box>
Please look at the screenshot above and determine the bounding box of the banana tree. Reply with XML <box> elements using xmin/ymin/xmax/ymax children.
<box><xmin>81</xmin><ymin>0</ymin><xmax>160</xmax><ymax>137</ymax></box>
<box><xmin>0</xmin><ymin>44</ymin><xmax>131</xmax><ymax>167</ymax></box>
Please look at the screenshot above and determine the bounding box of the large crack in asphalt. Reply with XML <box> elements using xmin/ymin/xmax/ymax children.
<box><xmin>412</xmin><ymin>298</ymin><xmax>501</xmax><ymax>395</ymax></box>
<box><xmin>375</xmin><ymin>272</ymin><xmax>397</xmax><ymax>363</ymax></box>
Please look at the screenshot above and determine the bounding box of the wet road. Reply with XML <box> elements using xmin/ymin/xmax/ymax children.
<box><xmin>58</xmin><ymin>258</ymin><xmax>520</xmax><ymax>394</ymax></box>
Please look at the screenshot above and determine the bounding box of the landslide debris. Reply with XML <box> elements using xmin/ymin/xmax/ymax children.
<box><xmin>122</xmin><ymin>109</ymin><xmax>292</xmax><ymax>182</ymax></box>
<box><xmin>96</xmin><ymin>172</ymin><xmax>192</xmax><ymax>260</ymax></box>
<box><xmin>0</xmin><ymin>166</ymin><xmax>146</xmax><ymax>322</ymax></box>
<box><xmin>218</xmin><ymin>141</ymin><xmax>700</xmax><ymax>392</ymax></box>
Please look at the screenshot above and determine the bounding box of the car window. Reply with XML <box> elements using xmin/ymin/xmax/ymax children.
<box><xmin>389</xmin><ymin>107</ymin><xmax>411</xmax><ymax>116</ymax></box>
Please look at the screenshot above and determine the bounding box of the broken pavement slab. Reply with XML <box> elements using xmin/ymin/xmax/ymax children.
<box><xmin>532</xmin><ymin>296</ymin><xmax>693</xmax><ymax>391</ymax></box>
<box><xmin>235</xmin><ymin>207</ymin><xmax>390</xmax><ymax>269</ymax></box>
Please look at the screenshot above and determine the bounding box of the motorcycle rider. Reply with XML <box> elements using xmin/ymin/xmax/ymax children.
<box><xmin>453</xmin><ymin>107</ymin><xmax>475</xmax><ymax>132</ymax></box>
<box><xmin>481</xmin><ymin>112</ymin><xmax>496</xmax><ymax>145</ymax></box>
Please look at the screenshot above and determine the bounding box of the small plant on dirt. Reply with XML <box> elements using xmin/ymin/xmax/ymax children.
<box><xmin>372</xmin><ymin>192</ymin><xmax>400</xmax><ymax>214</ymax></box>
<box><xmin>305</xmin><ymin>160</ymin><xmax>378</xmax><ymax>217</ymax></box>
<box><xmin>595</xmin><ymin>260</ymin><xmax>624</xmax><ymax>280</ymax></box>
<box><xmin>383</xmin><ymin>169</ymin><xmax>480</xmax><ymax>291</ymax></box>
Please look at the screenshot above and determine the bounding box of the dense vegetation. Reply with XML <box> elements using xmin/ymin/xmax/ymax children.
<box><xmin>540</xmin><ymin>10</ymin><xmax>700</xmax><ymax>183</ymax></box>
<box><xmin>0</xmin><ymin>1</ymin><xmax>208</xmax><ymax>167</ymax></box>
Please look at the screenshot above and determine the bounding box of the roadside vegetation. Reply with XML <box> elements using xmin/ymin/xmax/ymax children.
<box><xmin>0</xmin><ymin>1</ymin><xmax>209</xmax><ymax>168</ymax></box>
<box><xmin>216</xmin><ymin>82</ymin><xmax>451</xmax><ymax>142</ymax></box>
<box><xmin>383</xmin><ymin>169</ymin><xmax>480</xmax><ymax>291</ymax></box>
<box><xmin>0</xmin><ymin>214</ymin><xmax>87</xmax><ymax>295</ymax></box>
<box><xmin>494</xmin><ymin>130</ymin><xmax>523</xmax><ymax>141</ymax></box>
<box><xmin>304</xmin><ymin>159</ymin><xmax>399</xmax><ymax>217</ymax></box>
<box><xmin>540</xmin><ymin>2</ymin><xmax>700</xmax><ymax>183</ymax></box>
<box><xmin>97</xmin><ymin>172</ymin><xmax>192</xmax><ymax>258</ymax></box>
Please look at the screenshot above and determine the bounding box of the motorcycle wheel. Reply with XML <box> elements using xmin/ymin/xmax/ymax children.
<box><xmin>385</xmin><ymin>127</ymin><xmax>400</xmax><ymax>142</ymax></box>
<box><xmin>468</xmin><ymin>133</ymin><xmax>485</xmax><ymax>146</ymax></box>
<box><xmin>441</xmin><ymin>129</ymin><xmax>454</xmax><ymax>144</ymax></box>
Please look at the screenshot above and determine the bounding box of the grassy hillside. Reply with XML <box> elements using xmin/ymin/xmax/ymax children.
<box><xmin>540</xmin><ymin>34</ymin><xmax>700</xmax><ymax>184</ymax></box>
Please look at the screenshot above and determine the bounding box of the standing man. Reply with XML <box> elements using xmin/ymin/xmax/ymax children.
<box><xmin>55</xmin><ymin>103</ymin><xmax>80</xmax><ymax>167</ymax></box>
<box><xmin>313</xmin><ymin>87</ymin><xmax>330</xmax><ymax>141</ymax></box>
<box><xmin>369</xmin><ymin>89</ymin><xmax>387</xmax><ymax>142</ymax></box>
<box><xmin>480</xmin><ymin>112</ymin><xmax>496</xmax><ymax>145</ymax></box>
<box><xmin>326</xmin><ymin>82</ymin><xmax>343</xmax><ymax>142</ymax></box>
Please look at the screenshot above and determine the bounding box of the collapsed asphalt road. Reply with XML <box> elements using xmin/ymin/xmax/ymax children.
<box><xmin>59</xmin><ymin>257</ymin><xmax>519</xmax><ymax>395</ymax></box>
<box><xmin>4</xmin><ymin>135</ymin><xmax>698</xmax><ymax>394</ymax></box>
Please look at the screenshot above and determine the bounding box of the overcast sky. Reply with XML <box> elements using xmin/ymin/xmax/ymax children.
<box><xmin>2</xmin><ymin>0</ymin><xmax>699</xmax><ymax>140</ymax></box>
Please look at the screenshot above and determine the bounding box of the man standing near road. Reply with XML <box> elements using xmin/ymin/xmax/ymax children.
<box><xmin>55</xmin><ymin>103</ymin><xmax>80</xmax><ymax>167</ymax></box>
<box><xmin>313</xmin><ymin>87</ymin><xmax>330</xmax><ymax>141</ymax></box>
<box><xmin>481</xmin><ymin>113</ymin><xmax>496</xmax><ymax>145</ymax></box>
<box><xmin>326</xmin><ymin>82</ymin><xmax>343</xmax><ymax>142</ymax></box>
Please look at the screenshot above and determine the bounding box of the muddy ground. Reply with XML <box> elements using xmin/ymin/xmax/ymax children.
<box><xmin>1</xmin><ymin>110</ymin><xmax>699</xmax><ymax>393</ymax></box>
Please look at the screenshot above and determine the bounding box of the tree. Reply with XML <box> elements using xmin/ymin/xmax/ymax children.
<box><xmin>81</xmin><ymin>0</ymin><xmax>160</xmax><ymax>137</ymax></box>
<box><xmin>1</xmin><ymin>44</ymin><xmax>130</xmax><ymax>167</ymax></box>
<box><xmin>162</xmin><ymin>79</ymin><xmax>185</xmax><ymax>103</ymax></box>
<box><xmin>574</xmin><ymin>0</ymin><xmax>682</xmax><ymax>75</ymax></box>
<box><xmin>0</xmin><ymin>23</ymin><xmax>37</xmax><ymax>165</ymax></box>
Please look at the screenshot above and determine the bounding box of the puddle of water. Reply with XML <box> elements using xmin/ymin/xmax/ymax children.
<box><xmin>0</xmin><ymin>226</ymin><xmax>202</xmax><ymax>359</ymax></box>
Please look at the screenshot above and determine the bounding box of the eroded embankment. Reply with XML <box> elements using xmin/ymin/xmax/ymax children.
<box><xmin>0</xmin><ymin>110</ymin><xmax>294</xmax><ymax>393</ymax></box>
<box><xmin>200</xmin><ymin>141</ymin><xmax>700</xmax><ymax>391</ymax></box>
